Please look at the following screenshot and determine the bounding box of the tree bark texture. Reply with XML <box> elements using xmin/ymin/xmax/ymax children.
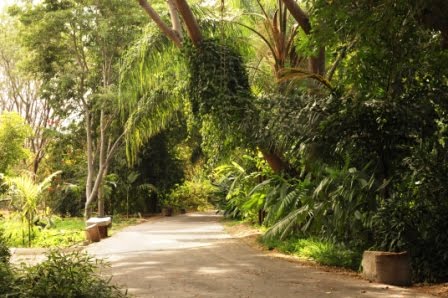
<box><xmin>261</xmin><ymin>150</ymin><xmax>289</xmax><ymax>174</ymax></box>
<box><xmin>167</xmin><ymin>0</ymin><xmax>183</xmax><ymax>39</ymax></box>
<box><xmin>281</xmin><ymin>0</ymin><xmax>325</xmax><ymax>75</ymax></box>
<box><xmin>173</xmin><ymin>0</ymin><xmax>203</xmax><ymax>46</ymax></box>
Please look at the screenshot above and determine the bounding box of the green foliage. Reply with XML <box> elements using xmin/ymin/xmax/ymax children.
<box><xmin>4</xmin><ymin>171</ymin><xmax>61</xmax><ymax>246</ymax></box>
<box><xmin>261</xmin><ymin>236</ymin><xmax>361</xmax><ymax>270</ymax></box>
<box><xmin>107</xmin><ymin>131</ymin><xmax>186</xmax><ymax>215</ymax></box>
<box><xmin>262</xmin><ymin>177</ymin><xmax>314</xmax><ymax>240</ymax></box>
<box><xmin>0</xmin><ymin>229</ymin><xmax>127</xmax><ymax>297</ymax></box>
<box><xmin>213</xmin><ymin>153</ymin><xmax>271</xmax><ymax>221</ymax></box>
<box><xmin>0</xmin><ymin>112</ymin><xmax>32</xmax><ymax>174</ymax></box>
<box><xmin>10</xmin><ymin>250</ymin><xmax>126</xmax><ymax>298</ymax></box>
<box><xmin>0</xmin><ymin>229</ymin><xmax>14</xmax><ymax>295</ymax></box>
<box><xmin>168</xmin><ymin>180</ymin><xmax>216</xmax><ymax>211</ymax></box>
<box><xmin>119</xmin><ymin>25</ymin><xmax>185</xmax><ymax>164</ymax></box>
<box><xmin>48</xmin><ymin>182</ymin><xmax>84</xmax><ymax>217</ymax></box>
<box><xmin>184</xmin><ymin>39</ymin><xmax>252</xmax><ymax>121</ymax></box>
<box><xmin>0</xmin><ymin>261</ymin><xmax>15</xmax><ymax>296</ymax></box>
<box><xmin>0</xmin><ymin>215</ymin><xmax>84</xmax><ymax>248</ymax></box>
<box><xmin>184</xmin><ymin>39</ymin><xmax>257</xmax><ymax>155</ymax></box>
<box><xmin>0</xmin><ymin>229</ymin><xmax>10</xmax><ymax>264</ymax></box>
<box><xmin>372</xmin><ymin>143</ymin><xmax>448</xmax><ymax>282</ymax></box>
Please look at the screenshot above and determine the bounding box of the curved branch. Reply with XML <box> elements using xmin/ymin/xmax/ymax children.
<box><xmin>137</xmin><ymin>0</ymin><xmax>182</xmax><ymax>47</ymax></box>
<box><xmin>173</xmin><ymin>0</ymin><xmax>203</xmax><ymax>46</ymax></box>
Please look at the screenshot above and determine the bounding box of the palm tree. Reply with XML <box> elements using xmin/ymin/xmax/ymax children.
<box><xmin>5</xmin><ymin>171</ymin><xmax>61</xmax><ymax>246</ymax></box>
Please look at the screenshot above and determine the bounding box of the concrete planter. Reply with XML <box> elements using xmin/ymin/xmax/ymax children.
<box><xmin>361</xmin><ymin>251</ymin><xmax>411</xmax><ymax>286</ymax></box>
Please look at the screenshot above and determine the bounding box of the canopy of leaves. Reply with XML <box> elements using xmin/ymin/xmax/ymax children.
<box><xmin>0</xmin><ymin>112</ymin><xmax>32</xmax><ymax>174</ymax></box>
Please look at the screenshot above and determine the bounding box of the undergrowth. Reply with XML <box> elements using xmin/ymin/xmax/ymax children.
<box><xmin>0</xmin><ymin>214</ymin><xmax>138</xmax><ymax>248</ymax></box>
<box><xmin>260</xmin><ymin>237</ymin><xmax>362</xmax><ymax>270</ymax></box>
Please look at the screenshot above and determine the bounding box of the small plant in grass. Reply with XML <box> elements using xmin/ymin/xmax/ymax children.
<box><xmin>4</xmin><ymin>171</ymin><xmax>61</xmax><ymax>246</ymax></box>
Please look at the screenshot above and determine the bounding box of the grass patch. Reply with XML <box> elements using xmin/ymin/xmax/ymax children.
<box><xmin>0</xmin><ymin>213</ymin><xmax>140</xmax><ymax>248</ymax></box>
<box><xmin>260</xmin><ymin>237</ymin><xmax>362</xmax><ymax>270</ymax></box>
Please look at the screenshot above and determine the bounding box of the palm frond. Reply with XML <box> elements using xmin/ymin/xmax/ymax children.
<box><xmin>264</xmin><ymin>204</ymin><xmax>311</xmax><ymax>240</ymax></box>
<box><xmin>278</xmin><ymin>67</ymin><xmax>334</xmax><ymax>90</ymax></box>
<box><xmin>119</xmin><ymin>24</ymin><xmax>185</xmax><ymax>164</ymax></box>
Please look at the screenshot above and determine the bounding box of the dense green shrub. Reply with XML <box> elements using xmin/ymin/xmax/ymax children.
<box><xmin>373</xmin><ymin>144</ymin><xmax>448</xmax><ymax>282</ymax></box>
<box><xmin>167</xmin><ymin>180</ymin><xmax>216</xmax><ymax>211</ymax></box>
<box><xmin>12</xmin><ymin>251</ymin><xmax>126</xmax><ymax>298</ymax></box>
<box><xmin>261</xmin><ymin>237</ymin><xmax>361</xmax><ymax>270</ymax></box>
<box><xmin>47</xmin><ymin>183</ymin><xmax>84</xmax><ymax>217</ymax></box>
<box><xmin>0</xmin><ymin>229</ymin><xmax>14</xmax><ymax>295</ymax></box>
<box><xmin>213</xmin><ymin>153</ymin><xmax>272</xmax><ymax>221</ymax></box>
<box><xmin>0</xmin><ymin>229</ymin><xmax>10</xmax><ymax>263</ymax></box>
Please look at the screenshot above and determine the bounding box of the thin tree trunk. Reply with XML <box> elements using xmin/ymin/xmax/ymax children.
<box><xmin>167</xmin><ymin>0</ymin><xmax>183</xmax><ymax>39</ymax></box>
<box><xmin>309</xmin><ymin>48</ymin><xmax>325</xmax><ymax>75</ymax></box>
<box><xmin>84</xmin><ymin>108</ymin><xmax>94</xmax><ymax>219</ymax></box>
<box><xmin>137</xmin><ymin>0</ymin><xmax>182</xmax><ymax>47</ymax></box>
<box><xmin>173</xmin><ymin>0</ymin><xmax>202</xmax><ymax>46</ymax></box>
<box><xmin>97</xmin><ymin>168</ymin><xmax>107</xmax><ymax>217</ymax></box>
<box><xmin>97</xmin><ymin>109</ymin><xmax>107</xmax><ymax>217</ymax></box>
<box><xmin>280</xmin><ymin>0</ymin><xmax>311</xmax><ymax>34</ymax></box>
<box><xmin>84</xmin><ymin>132</ymin><xmax>125</xmax><ymax>219</ymax></box>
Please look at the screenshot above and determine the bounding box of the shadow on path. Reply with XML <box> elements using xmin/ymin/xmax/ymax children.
<box><xmin>87</xmin><ymin>212</ymin><xmax>432</xmax><ymax>298</ymax></box>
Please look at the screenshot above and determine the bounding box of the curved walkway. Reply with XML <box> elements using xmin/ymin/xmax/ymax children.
<box><xmin>86</xmin><ymin>212</ymin><xmax>432</xmax><ymax>298</ymax></box>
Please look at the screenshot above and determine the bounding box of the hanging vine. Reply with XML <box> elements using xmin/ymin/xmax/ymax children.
<box><xmin>184</xmin><ymin>39</ymin><xmax>253</xmax><ymax>120</ymax></box>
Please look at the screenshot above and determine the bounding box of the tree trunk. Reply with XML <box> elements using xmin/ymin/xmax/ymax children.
<box><xmin>281</xmin><ymin>0</ymin><xmax>325</xmax><ymax>75</ymax></box>
<box><xmin>173</xmin><ymin>0</ymin><xmax>202</xmax><ymax>46</ymax></box>
<box><xmin>167</xmin><ymin>0</ymin><xmax>183</xmax><ymax>39</ymax></box>
<box><xmin>84</xmin><ymin>108</ymin><xmax>95</xmax><ymax>219</ymax></box>
<box><xmin>261</xmin><ymin>150</ymin><xmax>288</xmax><ymax>173</ymax></box>
<box><xmin>280</xmin><ymin>0</ymin><xmax>311</xmax><ymax>34</ymax></box>
<box><xmin>309</xmin><ymin>47</ymin><xmax>325</xmax><ymax>75</ymax></box>
<box><xmin>137</xmin><ymin>0</ymin><xmax>182</xmax><ymax>47</ymax></box>
<box><xmin>97</xmin><ymin>168</ymin><xmax>108</xmax><ymax>217</ymax></box>
<box><xmin>98</xmin><ymin>187</ymin><xmax>105</xmax><ymax>217</ymax></box>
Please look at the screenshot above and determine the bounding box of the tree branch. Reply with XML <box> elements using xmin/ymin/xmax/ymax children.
<box><xmin>137</xmin><ymin>0</ymin><xmax>182</xmax><ymax>47</ymax></box>
<box><xmin>280</xmin><ymin>0</ymin><xmax>310</xmax><ymax>34</ymax></box>
<box><xmin>167</xmin><ymin>0</ymin><xmax>183</xmax><ymax>39</ymax></box>
<box><xmin>327</xmin><ymin>37</ymin><xmax>357</xmax><ymax>81</ymax></box>
<box><xmin>281</xmin><ymin>0</ymin><xmax>325</xmax><ymax>75</ymax></box>
<box><xmin>173</xmin><ymin>0</ymin><xmax>202</xmax><ymax>46</ymax></box>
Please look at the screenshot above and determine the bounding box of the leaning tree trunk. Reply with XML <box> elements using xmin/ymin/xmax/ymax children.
<box><xmin>281</xmin><ymin>0</ymin><xmax>325</xmax><ymax>75</ymax></box>
<box><xmin>262</xmin><ymin>150</ymin><xmax>289</xmax><ymax>174</ymax></box>
<box><xmin>173</xmin><ymin>0</ymin><xmax>202</xmax><ymax>46</ymax></box>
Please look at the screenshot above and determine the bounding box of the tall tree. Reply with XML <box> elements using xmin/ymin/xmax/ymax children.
<box><xmin>10</xmin><ymin>0</ymin><xmax>146</xmax><ymax>218</ymax></box>
<box><xmin>0</xmin><ymin>15</ymin><xmax>57</xmax><ymax>176</ymax></box>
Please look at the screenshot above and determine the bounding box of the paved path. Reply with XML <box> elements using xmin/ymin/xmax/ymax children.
<box><xmin>86</xmin><ymin>212</ymin><xmax>432</xmax><ymax>298</ymax></box>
